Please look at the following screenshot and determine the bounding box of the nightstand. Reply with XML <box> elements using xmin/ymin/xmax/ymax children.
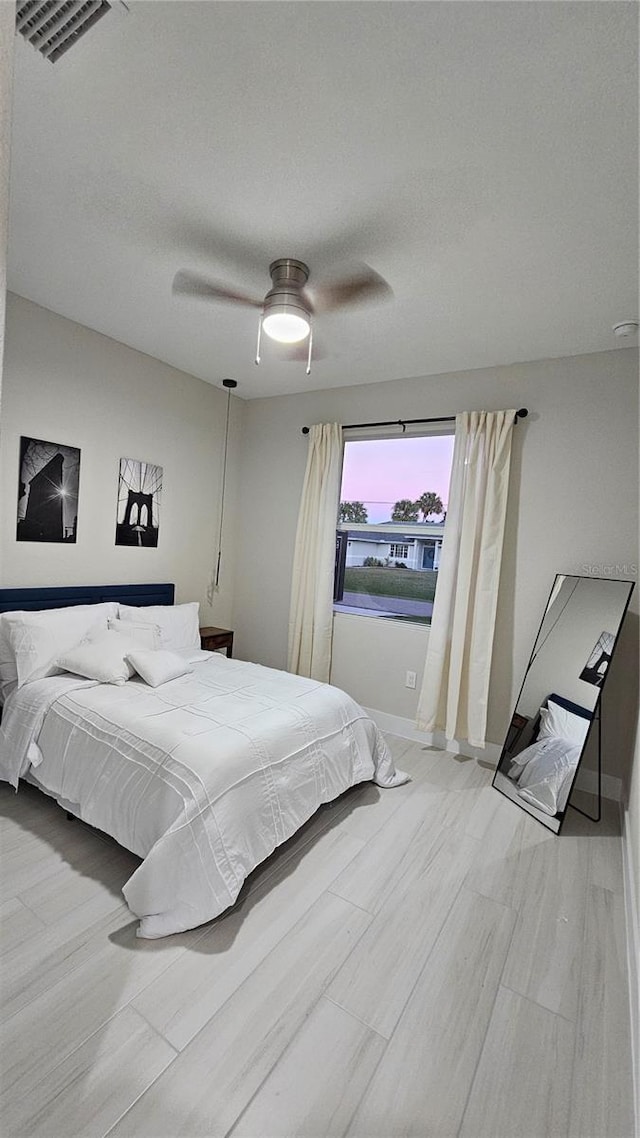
<box><xmin>199</xmin><ymin>626</ymin><xmax>234</xmax><ymax>657</ymax></box>
<box><xmin>505</xmin><ymin>712</ymin><xmax>529</xmax><ymax>754</ymax></box>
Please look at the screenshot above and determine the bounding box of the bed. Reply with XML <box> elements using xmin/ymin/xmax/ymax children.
<box><xmin>0</xmin><ymin>584</ymin><xmax>405</xmax><ymax>938</ymax></box>
<box><xmin>507</xmin><ymin>692</ymin><xmax>592</xmax><ymax>816</ymax></box>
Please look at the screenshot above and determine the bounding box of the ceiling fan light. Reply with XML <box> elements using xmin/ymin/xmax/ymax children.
<box><xmin>262</xmin><ymin>309</ymin><xmax>310</xmax><ymax>344</ymax></box>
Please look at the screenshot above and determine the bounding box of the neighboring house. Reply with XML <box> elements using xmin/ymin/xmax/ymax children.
<box><xmin>340</xmin><ymin>522</ymin><xmax>445</xmax><ymax>571</ymax></box>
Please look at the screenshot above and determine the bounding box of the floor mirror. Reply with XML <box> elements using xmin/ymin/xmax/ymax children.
<box><xmin>492</xmin><ymin>574</ymin><xmax>634</xmax><ymax>833</ymax></box>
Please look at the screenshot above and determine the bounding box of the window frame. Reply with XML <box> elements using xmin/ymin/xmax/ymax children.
<box><xmin>334</xmin><ymin>425</ymin><xmax>454</xmax><ymax>627</ymax></box>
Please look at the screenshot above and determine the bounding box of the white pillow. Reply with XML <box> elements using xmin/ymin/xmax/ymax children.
<box><xmin>512</xmin><ymin>737</ymin><xmax>581</xmax><ymax>816</ymax></box>
<box><xmin>538</xmin><ymin>698</ymin><xmax>590</xmax><ymax>747</ymax></box>
<box><xmin>118</xmin><ymin>602</ymin><xmax>200</xmax><ymax>651</ymax></box>
<box><xmin>128</xmin><ymin>648</ymin><xmax>193</xmax><ymax>688</ymax></box>
<box><xmin>108</xmin><ymin>617</ymin><xmax>160</xmax><ymax>650</ymax></box>
<box><xmin>58</xmin><ymin>630</ymin><xmax>142</xmax><ymax>685</ymax></box>
<box><xmin>4</xmin><ymin>603</ymin><xmax>118</xmax><ymax>691</ymax></box>
<box><xmin>0</xmin><ymin>619</ymin><xmax>19</xmax><ymax>703</ymax></box>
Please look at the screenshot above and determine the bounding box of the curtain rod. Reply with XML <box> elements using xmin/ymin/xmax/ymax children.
<box><xmin>300</xmin><ymin>408</ymin><xmax>529</xmax><ymax>435</ymax></box>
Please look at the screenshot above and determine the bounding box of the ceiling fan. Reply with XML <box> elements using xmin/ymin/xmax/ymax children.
<box><xmin>172</xmin><ymin>258</ymin><xmax>392</xmax><ymax>374</ymax></box>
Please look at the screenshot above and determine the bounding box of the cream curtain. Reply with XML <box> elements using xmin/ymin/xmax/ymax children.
<box><xmin>416</xmin><ymin>410</ymin><xmax>516</xmax><ymax>748</ymax></box>
<box><xmin>287</xmin><ymin>423</ymin><xmax>343</xmax><ymax>682</ymax></box>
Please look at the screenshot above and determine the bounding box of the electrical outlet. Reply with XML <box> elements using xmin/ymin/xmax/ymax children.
<box><xmin>405</xmin><ymin>670</ymin><xmax>417</xmax><ymax>689</ymax></box>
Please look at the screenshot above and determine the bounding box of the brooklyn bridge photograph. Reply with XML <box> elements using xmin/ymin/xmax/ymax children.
<box><xmin>115</xmin><ymin>456</ymin><xmax>162</xmax><ymax>548</ymax></box>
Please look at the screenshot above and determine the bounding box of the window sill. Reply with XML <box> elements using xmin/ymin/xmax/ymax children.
<box><xmin>332</xmin><ymin>607</ymin><xmax>431</xmax><ymax>630</ymax></box>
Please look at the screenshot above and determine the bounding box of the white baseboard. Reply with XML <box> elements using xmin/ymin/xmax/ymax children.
<box><xmin>366</xmin><ymin>707</ymin><xmax>622</xmax><ymax>801</ymax></box>
<box><xmin>622</xmin><ymin>806</ymin><xmax>640</xmax><ymax>1138</ymax></box>
<box><xmin>363</xmin><ymin>707</ymin><xmax>502</xmax><ymax>765</ymax></box>
<box><xmin>573</xmin><ymin>767</ymin><xmax>622</xmax><ymax>803</ymax></box>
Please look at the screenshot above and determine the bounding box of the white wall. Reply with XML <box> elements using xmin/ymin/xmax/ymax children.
<box><xmin>517</xmin><ymin>577</ymin><xmax>634</xmax><ymax>718</ymax></box>
<box><xmin>0</xmin><ymin>295</ymin><xmax>243</xmax><ymax>628</ymax></box>
<box><xmin>233</xmin><ymin>348</ymin><xmax>638</xmax><ymax>786</ymax></box>
<box><xmin>331</xmin><ymin>613</ymin><xmax>428</xmax><ymax>720</ymax></box>
<box><xmin>0</xmin><ymin>3</ymin><xmax>14</xmax><ymax>412</ymax></box>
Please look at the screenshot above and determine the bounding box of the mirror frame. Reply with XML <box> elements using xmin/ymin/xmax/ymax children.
<box><xmin>492</xmin><ymin>574</ymin><xmax>635</xmax><ymax>833</ymax></box>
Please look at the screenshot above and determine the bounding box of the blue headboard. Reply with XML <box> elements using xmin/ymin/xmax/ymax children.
<box><xmin>0</xmin><ymin>583</ymin><xmax>175</xmax><ymax>613</ymax></box>
<box><xmin>548</xmin><ymin>692</ymin><xmax>594</xmax><ymax>721</ymax></box>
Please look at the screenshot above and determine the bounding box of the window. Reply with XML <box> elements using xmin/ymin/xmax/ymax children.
<box><xmin>334</xmin><ymin>432</ymin><xmax>454</xmax><ymax>625</ymax></box>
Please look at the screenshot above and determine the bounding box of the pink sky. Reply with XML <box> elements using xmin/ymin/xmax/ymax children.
<box><xmin>341</xmin><ymin>435</ymin><xmax>455</xmax><ymax>523</ymax></box>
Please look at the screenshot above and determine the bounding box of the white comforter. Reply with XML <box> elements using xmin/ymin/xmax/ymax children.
<box><xmin>509</xmin><ymin>735</ymin><xmax>580</xmax><ymax>816</ymax></box>
<box><xmin>0</xmin><ymin>652</ymin><xmax>405</xmax><ymax>937</ymax></box>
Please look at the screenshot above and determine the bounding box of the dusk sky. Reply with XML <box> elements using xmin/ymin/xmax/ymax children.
<box><xmin>340</xmin><ymin>435</ymin><xmax>455</xmax><ymax>523</ymax></box>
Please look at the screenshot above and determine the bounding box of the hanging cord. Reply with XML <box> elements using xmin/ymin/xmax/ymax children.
<box><xmin>207</xmin><ymin>379</ymin><xmax>236</xmax><ymax>603</ymax></box>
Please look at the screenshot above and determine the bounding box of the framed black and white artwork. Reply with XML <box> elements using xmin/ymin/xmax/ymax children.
<box><xmin>115</xmin><ymin>457</ymin><xmax>163</xmax><ymax>548</ymax></box>
<box><xmin>579</xmin><ymin>631</ymin><xmax>615</xmax><ymax>687</ymax></box>
<box><xmin>17</xmin><ymin>436</ymin><xmax>81</xmax><ymax>543</ymax></box>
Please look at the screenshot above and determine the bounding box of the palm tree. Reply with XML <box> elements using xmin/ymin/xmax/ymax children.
<box><xmin>391</xmin><ymin>499</ymin><xmax>419</xmax><ymax>522</ymax></box>
<box><xmin>416</xmin><ymin>491</ymin><xmax>444</xmax><ymax>522</ymax></box>
<box><xmin>339</xmin><ymin>501</ymin><xmax>368</xmax><ymax>523</ymax></box>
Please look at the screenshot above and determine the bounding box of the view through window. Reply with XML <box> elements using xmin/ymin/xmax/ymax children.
<box><xmin>334</xmin><ymin>433</ymin><xmax>455</xmax><ymax>624</ymax></box>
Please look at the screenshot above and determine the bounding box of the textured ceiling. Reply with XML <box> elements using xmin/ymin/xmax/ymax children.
<box><xmin>8</xmin><ymin>1</ymin><xmax>638</xmax><ymax>398</ymax></box>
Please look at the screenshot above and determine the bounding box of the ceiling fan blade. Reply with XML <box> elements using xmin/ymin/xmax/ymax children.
<box><xmin>304</xmin><ymin>263</ymin><xmax>392</xmax><ymax>314</ymax></box>
<box><xmin>172</xmin><ymin>270</ymin><xmax>262</xmax><ymax>307</ymax></box>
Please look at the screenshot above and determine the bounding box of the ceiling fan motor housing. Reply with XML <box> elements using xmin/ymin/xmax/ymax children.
<box><xmin>260</xmin><ymin>260</ymin><xmax>307</xmax><ymax>318</ymax></box>
<box><xmin>263</xmin><ymin>258</ymin><xmax>311</xmax><ymax>327</ymax></box>
<box><xmin>268</xmin><ymin>258</ymin><xmax>309</xmax><ymax>289</ymax></box>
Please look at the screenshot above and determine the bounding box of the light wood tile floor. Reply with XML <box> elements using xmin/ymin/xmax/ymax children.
<box><xmin>0</xmin><ymin>739</ymin><xmax>634</xmax><ymax>1138</ymax></box>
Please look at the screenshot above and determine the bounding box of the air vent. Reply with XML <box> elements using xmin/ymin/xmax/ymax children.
<box><xmin>16</xmin><ymin>0</ymin><xmax>112</xmax><ymax>63</ymax></box>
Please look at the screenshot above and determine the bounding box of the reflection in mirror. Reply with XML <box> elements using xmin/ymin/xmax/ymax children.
<box><xmin>492</xmin><ymin>575</ymin><xmax>634</xmax><ymax>834</ymax></box>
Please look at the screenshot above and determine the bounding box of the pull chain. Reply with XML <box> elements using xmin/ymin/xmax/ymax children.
<box><xmin>255</xmin><ymin>311</ymin><xmax>263</xmax><ymax>365</ymax></box>
<box><xmin>306</xmin><ymin>320</ymin><xmax>313</xmax><ymax>376</ymax></box>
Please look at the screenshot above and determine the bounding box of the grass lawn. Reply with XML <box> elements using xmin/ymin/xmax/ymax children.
<box><xmin>343</xmin><ymin>567</ymin><xmax>438</xmax><ymax>601</ymax></box>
